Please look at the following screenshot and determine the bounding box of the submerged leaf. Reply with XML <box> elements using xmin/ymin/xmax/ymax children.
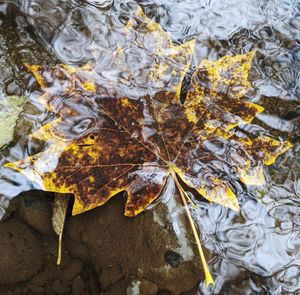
<box><xmin>5</xmin><ymin>49</ymin><xmax>291</xmax><ymax>215</ymax></box>
<box><xmin>52</xmin><ymin>194</ymin><xmax>69</xmax><ymax>265</ymax></box>
<box><xmin>0</xmin><ymin>95</ymin><xmax>26</xmax><ymax>149</ymax></box>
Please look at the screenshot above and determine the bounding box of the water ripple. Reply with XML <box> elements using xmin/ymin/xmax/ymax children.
<box><xmin>0</xmin><ymin>0</ymin><xmax>299</xmax><ymax>293</ymax></box>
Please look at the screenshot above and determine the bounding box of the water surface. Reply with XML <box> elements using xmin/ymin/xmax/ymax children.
<box><xmin>0</xmin><ymin>1</ymin><xmax>299</xmax><ymax>294</ymax></box>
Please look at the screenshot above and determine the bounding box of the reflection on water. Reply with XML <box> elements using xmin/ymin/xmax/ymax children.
<box><xmin>0</xmin><ymin>0</ymin><xmax>299</xmax><ymax>294</ymax></box>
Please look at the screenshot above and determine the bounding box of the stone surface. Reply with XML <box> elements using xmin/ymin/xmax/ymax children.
<box><xmin>52</xmin><ymin>279</ymin><xmax>71</xmax><ymax>294</ymax></box>
<box><xmin>0</xmin><ymin>180</ymin><xmax>205</xmax><ymax>294</ymax></box>
<box><xmin>18</xmin><ymin>192</ymin><xmax>54</xmax><ymax>236</ymax></box>
<box><xmin>66</xmin><ymin>178</ymin><xmax>206</xmax><ymax>294</ymax></box>
<box><xmin>0</xmin><ymin>287</ymin><xmax>13</xmax><ymax>295</ymax></box>
<box><xmin>71</xmin><ymin>275</ymin><xmax>86</xmax><ymax>295</ymax></box>
<box><xmin>139</xmin><ymin>279</ymin><xmax>159</xmax><ymax>295</ymax></box>
<box><xmin>62</xmin><ymin>260</ymin><xmax>83</xmax><ymax>281</ymax></box>
<box><xmin>0</xmin><ymin>218</ymin><xmax>43</xmax><ymax>284</ymax></box>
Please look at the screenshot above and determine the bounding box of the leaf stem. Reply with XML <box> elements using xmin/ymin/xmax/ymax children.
<box><xmin>185</xmin><ymin>191</ymin><xmax>198</xmax><ymax>209</ymax></box>
<box><xmin>171</xmin><ymin>171</ymin><xmax>214</xmax><ymax>287</ymax></box>
<box><xmin>57</xmin><ymin>233</ymin><xmax>62</xmax><ymax>266</ymax></box>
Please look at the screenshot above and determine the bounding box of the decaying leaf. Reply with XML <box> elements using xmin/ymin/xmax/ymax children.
<box><xmin>52</xmin><ymin>194</ymin><xmax>70</xmax><ymax>265</ymax></box>
<box><xmin>4</xmin><ymin>8</ymin><xmax>292</xmax><ymax>285</ymax></box>
<box><xmin>0</xmin><ymin>95</ymin><xmax>26</xmax><ymax>149</ymax></box>
<box><xmin>7</xmin><ymin>51</ymin><xmax>291</xmax><ymax>216</ymax></box>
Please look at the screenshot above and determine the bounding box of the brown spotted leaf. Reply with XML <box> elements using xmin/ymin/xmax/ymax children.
<box><xmin>7</xmin><ymin>52</ymin><xmax>291</xmax><ymax>216</ymax></box>
<box><xmin>5</xmin><ymin>11</ymin><xmax>292</xmax><ymax>217</ymax></box>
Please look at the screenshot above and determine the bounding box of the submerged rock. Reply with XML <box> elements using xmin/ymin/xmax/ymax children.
<box><xmin>0</xmin><ymin>218</ymin><xmax>43</xmax><ymax>284</ymax></box>
<box><xmin>66</xmin><ymin>178</ymin><xmax>206</xmax><ymax>294</ymax></box>
<box><xmin>0</xmin><ymin>177</ymin><xmax>207</xmax><ymax>294</ymax></box>
<box><xmin>18</xmin><ymin>191</ymin><xmax>54</xmax><ymax>236</ymax></box>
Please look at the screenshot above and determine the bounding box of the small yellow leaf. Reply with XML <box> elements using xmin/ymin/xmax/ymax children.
<box><xmin>52</xmin><ymin>194</ymin><xmax>70</xmax><ymax>265</ymax></box>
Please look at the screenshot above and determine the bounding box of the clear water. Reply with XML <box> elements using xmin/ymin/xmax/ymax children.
<box><xmin>0</xmin><ymin>1</ymin><xmax>299</xmax><ymax>294</ymax></box>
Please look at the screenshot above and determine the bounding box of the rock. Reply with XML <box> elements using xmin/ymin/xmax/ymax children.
<box><xmin>30</xmin><ymin>233</ymin><xmax>75</xmax><ymax>284</ymax></box>
<box><xmin>28</xmin><ymin>284</ymin><xmax>44</xmax><ymax>293</ymax></box>
<box><xmin>102</xmin><ymin>278</ymin><xmax>128</xmax><ymax>295</ymax></box>
<box><xmin>0</xmin><ymin>158</ymin><xmax>205</xmax><ymax>294</ymax></box>
<box><xmin>12</xmin><ymin>287</ymin><xmax>23</xmax><ymax>294</ymax></box>
<box><xmin>18</xmin><ymin>191</ymin><xmax>54</xmax><ymax>236</ymax></box>
<box><xmin>45</xmin><ymin>283</ymin><xmax>54</xmax><ymax>295</ymax></box>
<box><xmin>165</xmin><ymin>250</ymin><xmax>184</xmax><ymax>268</ymax></box>
<box><xmin>52</xmin><ymin>279</ymin><xmax>70</xmax><ymax>294</ymax></box>
<box><xmin>30</xmin><ymin>272</ymin><xmax>49</xmax><ymax>287</ymax></box>
<box><xmin>62</xmin><ymin>259</ymin><xmax>83</xmax><ymax>281</ymax></box>
<box><xmin>66</xmin><ymin>177</ymin><xmax>208</xmax><ymax>294</ymax></box>
<box><xmin>84</xmin><ymin>265</ymin><xmax>101</xmax><ymax>295</ymax></box>
<box><xmin>72</xmin><ymin>275</ymin><xmax>86</xmax><ymax>295</ymax></box>
<box><xmin>0</xmin><ymin>218</ymin><xmax>43</xmax><ymax>284</ymax></box>
<box><xmin>0</xmin><ymin>287</ymin><xmax>13</xmax><ymax>295</ymax></box>
<box><xmin>138</xmin><ymin>279</ymin><xmax>159</xmax><ymax>295</ymax></box>
<box><xmin>109</xmin><ymin>278</ymin><xmax>158</xmax><ymax>295</ymax></box>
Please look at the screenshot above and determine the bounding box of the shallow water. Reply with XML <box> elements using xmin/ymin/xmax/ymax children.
<box><xmin>0</xmin><ymin>0</ymin><xmax>299</xmax><ymax>294</ymax></box>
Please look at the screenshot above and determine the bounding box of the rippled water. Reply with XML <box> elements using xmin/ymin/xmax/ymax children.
<box><xmin>0</xmin><ymin>0</ymin><xmax>299</xmax><ymax>294</ymax></box>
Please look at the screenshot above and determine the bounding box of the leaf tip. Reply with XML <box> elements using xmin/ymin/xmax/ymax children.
<box><xmin>3</xmin><ymin>161</ymin><xmax>22</xmax><ymax>172</ymax></box>
<box><xmin>248</xmin><ymin>49</ymin><xmax>257</xmax><ymax>61</ymax></box>
<box><xmin>204</xmin><ymin>269</ymin><xmax>215</xmax><ymax>287</ymax></box>
<box><xmin>71</xmin><ymin>199</ymin><xmax>85</xmax><ymax>216</ymax></box>
<box><xmin>124</xmin><ymin>206</ymin><xmax>142</xmax><ymax>217</ymax></box>
<box><xmin>231</xmin><ymin>202</ymin><xmax>241</xmax><ymax>212</ymax></box>
<box><xmin>255</xmin><ymin>103</ymin><xmax>265</xmax><ymax>114</ymax></box>
<box><xmin>223</xmin><ymin>185</ymin><xmax>240</xmax><ymax>211</ymax></box>
<box><xmin>135</xmin><ymin>5</ymin><xmax>144</xmax><ymax>17</ymax></box>
<box><xmin>264</xmin><ymin>139</ymin><xmax>294</xmax><ymax>166</ymax></box>
<box><xmin>238</xmin><ymin>166</ymin><xmax>266</xmax><ymax>186</ymax></box>
<box><xmin>284</xmin><ymin>140</ymin><xmax>294</xmax><ymax>151</ymax></box>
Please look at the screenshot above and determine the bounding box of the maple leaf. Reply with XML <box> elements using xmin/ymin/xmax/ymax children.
<box><xmin>9</xmin><ymin>49</ymin><xmax>291</xmax><ymax>216</ymax></box>
<box><xmin>4</xmin><ymin>8</ymin><xmax>292</xmax><ymax>285</ymax></box>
